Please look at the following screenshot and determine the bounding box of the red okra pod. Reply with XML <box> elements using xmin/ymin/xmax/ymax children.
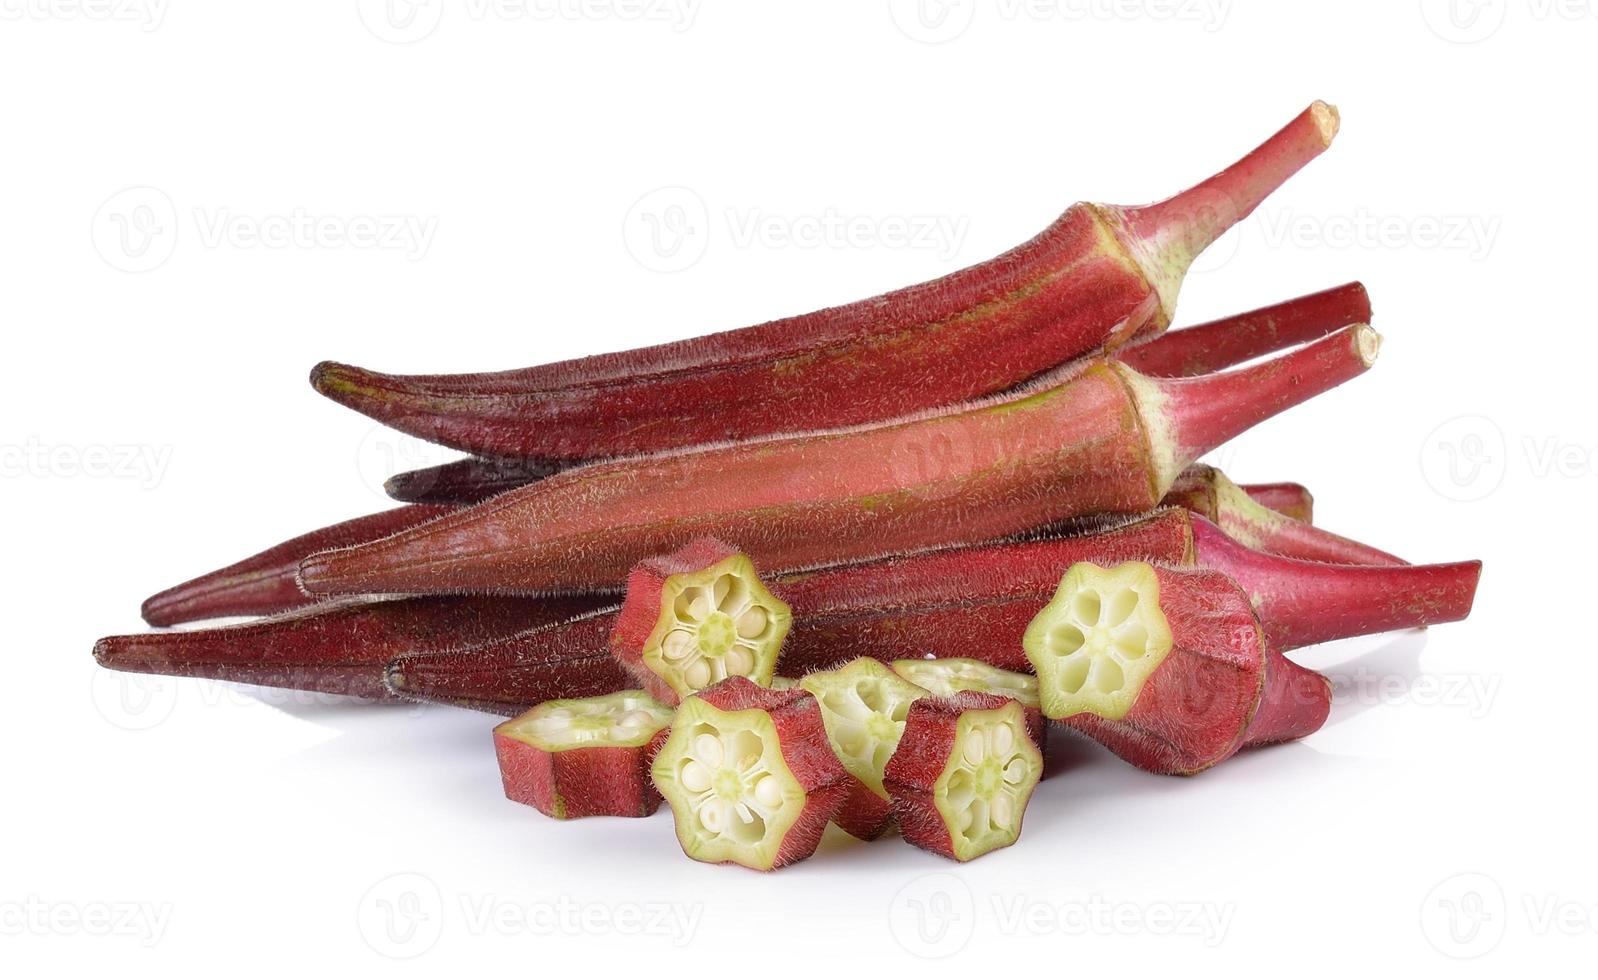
<box><xmin>1118</xmin><ymin>281</ymin><xmax>1370</xmax><ymax>378</ymax></box>
<box><xmin>140</xmin><ymin>503</ymin><xmax>452</xmax><ymax>627</ymax></box>
<box><xmin>95</xmin><ymin>594</ymin><xmax>606</xmax><ymax>700</ymax></box>
<box><xmin>312</xmin><ymin>103</ymin><xmax>1339</xmax><ymax>461</ymax></box>
<box><xmin>299</xmin><ymin>324</ymin><xmax>1379</xmax><ymax>598</ymax></box>
<box><xmin>377</xmin><ymin>283</ymin><xmax>1371</xmax><ymax>509</ymax></box>
<box><xmin>1189</xmin><ymin>516</ymin><xmax>1481</xmax><ymax>651</ymax></box>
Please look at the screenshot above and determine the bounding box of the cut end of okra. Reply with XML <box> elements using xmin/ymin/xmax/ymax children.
<box><xmin>612</xmin><ymin>540</ymin><xmax>793</xmax><ymax>704</ymax></box>
<box><xmin>493</xmin><ymin>691</ymin><xmax>674</xmax><ymax>820</ymax></box>
<box><xmin>643</xmin><ymin>553</ymin><xmax>791</xmax><ymax>698</ymax></box>
<box><xmin>886</xmin><ymin>695</ymin><xmax>1043</xmax><ymax>862</ymax></box>
<box><xmin>499</xmin><ymin>691</ymin><xmax>674</xmax><ymax>752</ymax></box>
<box><xmin>891</xmin><ymin>658</ymin><xmax>1039</xmax><ymax>710</ymax></box>
<box><xmin>1022</xmin><ymin>561</ymin><xmax>1174</xmax><ymax>721</ymax></box>
<box><xmin>801</xmin><ymin>658</ymin><xmax>928</xmax><ymax>807</ymax></box>
<box><xmin>651</xmin><ymin>679</ymin><xmax>844</xmax><ymax>871</ymax></box>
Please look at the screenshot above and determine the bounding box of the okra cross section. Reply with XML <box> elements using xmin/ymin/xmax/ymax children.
<box><xmin>886</xmin><ymin>694</ymin><xmax>1044</xmax><ymax>862</ymax></box>
<box><xmin>1021</xmin><ymin>561</ymin><xmax>1174</xmax><ymax>721</ymax></box>
<box><xmin>651</xmin><ymin>679</ymin><xmax>846</xmax><ymax>871</ymax></box>
<box><xmin>612</xmin><ymin>539</ymin><xmax>792</xmax><ymax>704</ymax></box>
<box><xmin>800</xmin><ymin>658</ymin><xmax>930</xmax><ymax>840</ymax></box>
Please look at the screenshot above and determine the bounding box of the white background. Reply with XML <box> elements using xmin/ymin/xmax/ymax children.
<box><xmin>2</xmin><ymin>1</ymin><xmax>1590</xmax><ymax>974</ymax></box>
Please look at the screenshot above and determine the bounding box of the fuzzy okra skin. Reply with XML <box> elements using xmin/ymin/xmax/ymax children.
<box><xmin>95</xmin><ymin>594</ymin><xmax>606</xmax><ymax>700</ymax></box>
<box><xmin>1024</xmin><ymin>561</ymin><xmax>1331</xmax><ymax>775</ymax></box>
<box><xmin>1166</xmin><ymin>463</ymin><xmax>1400</xmax><ymax>565</ymax></box>
<box><xmin>312</xmin><ymin>103</ymin><xmax>1338</xmax><ymax>462</ymax></box>
<box><xmin>300</xmin><ymin>323</ymin><xmax>1379</xmax><ymax>598</ymax></box>
<box><xmin>494</xmin><ymin>691</ymin><xmax>674</xmax><ymax>819</ymax></box>
<box><xmin>139</xmin><ymin>504</ymin><xmax>453</xmax><ymax>626</ymax></box>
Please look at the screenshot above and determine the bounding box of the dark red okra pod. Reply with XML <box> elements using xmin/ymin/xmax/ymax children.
<box><xmin>94</xmin><ymin>593</ymin><xmax>605</xmax><ymax>700</ymax></box>
<box><xmin>299</xmin><ymin>325</ymin><xmax>1379</xmax><ymax>598</ymax></box>
<box><xmin>314</xmin><ymin>103</ymin><xmax>1339</xmax><ymax>462</ymax></box>
<box><xmin>139</xmin><ymin>503</ymin><xmax>452</xmax><ymax>627</ymax></box>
